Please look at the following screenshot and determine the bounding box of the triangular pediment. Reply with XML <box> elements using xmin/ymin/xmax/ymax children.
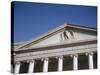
<box><xmin>15</xmin><ymin>23</ymin><xmax>97</xmax><ymax>51</ymax></box>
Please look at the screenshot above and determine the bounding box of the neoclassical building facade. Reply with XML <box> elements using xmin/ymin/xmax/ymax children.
<box><xmin>11</xmin><ymin>24</ymin><xmax>97</xmax><ymax>74</ymax></box>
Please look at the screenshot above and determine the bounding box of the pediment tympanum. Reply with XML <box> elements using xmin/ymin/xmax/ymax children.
<box><xmin>15</xmin><ymin>24</ymin><xmax>97</xmax><ymax>50</ymax></box>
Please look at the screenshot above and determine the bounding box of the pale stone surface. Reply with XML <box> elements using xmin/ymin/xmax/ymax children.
<box><xmin>73</xmin><ymin>55</ymin><xmax>78</xmax><ymax>70</ymax></box>
<box><xmin>14</xmin><ymin>62</ymin><xmax>20</xmax><ymax>74</ymax></box>
<box><xmin>89</xmin><ymin>53</ymin><xmax>94</xmax><ymax>69</ymax></box>
<box><xmin>28</xmin><ymin>60</ymin><xmax>35</xmax><ymax>73</ymax></box>
<box><xmin>43</xmin><ymin>58</ymin><xmax>49</xmax><ymax>72</ymax></box>
<box><xmin>12</xmin><ymin>24</ymin><xmax>97</xmax><ymax>74</ymax></box>
<box><xmin>58</xmin><ymin>56</ymin><xmax>63</xmax><ymax>71</ymax></box>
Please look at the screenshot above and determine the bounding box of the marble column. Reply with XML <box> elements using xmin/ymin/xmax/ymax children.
<box><xmin>28</xmin><ymin>60</ymin><xmax>35</xmax><ymax>73</ymax></box>
<box><xmin>14</xmin><ymin>62</ymin><xmax>20</xmax><ymax>74</ymax></box>
<box><xmin>43</xmin><ymin>58</ymin><xmax>49</xmax><ymax>72</ymax></box>
<box><xmin>58</xmin><ymin>56</ymin><xmax>63</xmax><ymax>71</ymax></box>
<box><xmin>88</xmin><ymin>52</ymin><xmax>94</xmax><ymax>69</ymax></box>
<box><xmin>72</xmin><ymin>54</ymin><xmax>78</xmax><ymax>70</ymax></box>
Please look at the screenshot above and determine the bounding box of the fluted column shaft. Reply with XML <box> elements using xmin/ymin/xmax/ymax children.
<box><xmin>28</xmin><ymin>60</ymin><xmax>35</xmax><ymax>73</ymax></box>
<box><xmin>88</xmin><ymin>53</ymin><xmax>94</xmax><ymax>69</ymax></box>
<box><xmin>14</xmin><ymin>62</ymin><xmax>20</xmax><ymax>74</ymax></box>
<box><xmin>43</xmin><ymin>58</ymin><xmax>49</xmax><ymax>72</ymax></box>
<box><xmin>72</xmin><ymin>54</ymin><xmax>78</xmax><ymax>70</ymax></box>
<box><xmin>58</xmin><ymin>56</ymin><xmax>63</xmax><ymax>71</ymax></box>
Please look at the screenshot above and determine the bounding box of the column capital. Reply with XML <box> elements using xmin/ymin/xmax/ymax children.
<box><xmin>70</xmin><ymin>54</ymin><xmax>78</xmax><ymax>57</ymax></box>
<box><xmin>41</xmin><ymin>58</ymin><xmax>49</xmax><ymax>61</ymax></box>
<box><xmin>27</xmin><ymin>60</ymin><xmax>35</xmax><ymax>63</ymax></box>
<box><xmin>85</xmin><ymin>52</ymin><xmax>94</xmax><ymax>56</ymax></box>
<box><xmin>56</xmin><ymin>56</ymin><xmax>63</xmax><ymax>59</ymax></box>
<box><xmin>89</xmin><ymin>52</ymin><xmax>94</xmax><ymax>56</ymax></box>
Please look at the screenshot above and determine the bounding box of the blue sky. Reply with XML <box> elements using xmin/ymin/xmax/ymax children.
<box><xmin>12</xmin><ymin>1</ymin><xmax>97</xmax><ymax>43</ymax></box>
